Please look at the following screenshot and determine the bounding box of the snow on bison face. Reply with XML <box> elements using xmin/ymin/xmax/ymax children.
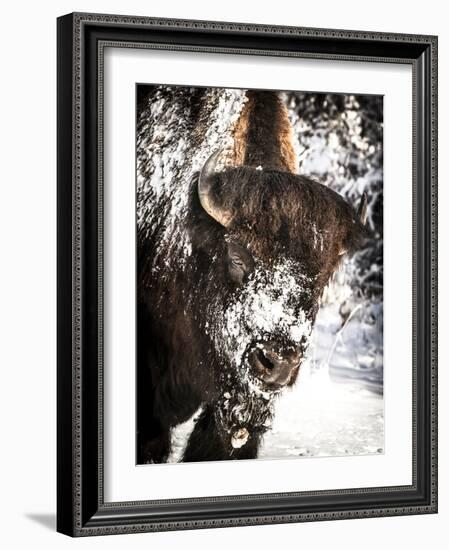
<box><xmin>209</xmin><ymin>250</ymin><xmax>314</xmax><ymax>393</ymax></box>
<box><xmin>194</xmin><ymin>152</ymin><xmax>368</xmax><ymax>398</ymax></box>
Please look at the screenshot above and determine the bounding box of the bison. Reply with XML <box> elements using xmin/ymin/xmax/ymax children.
<box><xmin>137</xmin><ymin>88</ymin><xmax>369</xmax><ymax>463</ymax></box>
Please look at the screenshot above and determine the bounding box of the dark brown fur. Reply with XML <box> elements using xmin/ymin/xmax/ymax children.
<box><xmin>204</xmin><ymin>166</ymin><xmax>364</xmax><ymax>283</ymax></box>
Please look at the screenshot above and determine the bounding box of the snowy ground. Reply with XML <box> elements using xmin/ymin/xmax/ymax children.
<box><xmin>259</xmin><ymin>365</ymin><xmax>383</xmax><ymax>460</ymax></box>
<box><xmin>168</xmin><ymin>299</ymin><xmax>384</xmax><ymax>463</ymax></box>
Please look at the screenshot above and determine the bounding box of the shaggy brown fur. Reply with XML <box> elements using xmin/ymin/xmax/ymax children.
<box><xmin>230</xmin><ymin>91</ymin><xmax>298</xmax><ymax>173</ymax></box>
<box><xmin>205</xmin><ymin>166</ymin><xmax>365</xmax><ymax>283</ymax></box>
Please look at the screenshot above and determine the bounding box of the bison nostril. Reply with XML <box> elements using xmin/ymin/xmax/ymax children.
<box><xmin>249</xmin><ymin>343</ymin><xmax>302</xmax><ymax>389</ymax></box>
<box><xmin>255</xmin><ymin>348</ymin><xmax>275</xmax><ymax>371</ymax></box>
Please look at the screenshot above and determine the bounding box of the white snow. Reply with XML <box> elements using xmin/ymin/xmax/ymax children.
<box><xmin>259</xmin><ymin>375</ymin><xmax>383</xmax><ymax>459</ymax></box>
<box><xmin>209</xmin><ymin>259</ymin><xmax>313</xmax><ymax>373</ymax></box>
<box><xmin>261</xmin><ymin>296</ymin><xmax>383</xmax><ymax>458</ymax></box>
<box><xmin>137</xmin><ymin>88</ymin><xmax>248</xmax><ymax>270</ymax></box>
<box><xmin>167</xmin><ymin>407</ymin><xmax>203</xmax><ymax>464</ymax></box>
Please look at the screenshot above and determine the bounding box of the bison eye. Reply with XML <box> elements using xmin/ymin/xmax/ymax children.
<box><xmin>231</xmin><ymin>258</ymin><xmax>244</xmax><ymax>268</ymax></box>
<box><xmin>229</xmin><ymin>259</ymin><xmax>246</xmax><ymax>284</ymax></box>
<box><xmin>226</xmin><ymin>241</ymin><xmax>254</xmax><ymax>285</ymax></box>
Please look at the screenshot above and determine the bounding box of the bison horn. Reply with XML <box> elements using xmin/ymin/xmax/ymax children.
<box><xmin>357</xmin><ymin>191</ymin><xmax>368</xmax><ymax>225</ymax></box>
<box><xmin>198</xmin><ymin>151</ymin><xmax>233</xmax><ymax>227</ymax></box>
<box><xmin>339</xmin><ymin>192</ymin><xmax>369</xmax><ymax>256</ymax></box>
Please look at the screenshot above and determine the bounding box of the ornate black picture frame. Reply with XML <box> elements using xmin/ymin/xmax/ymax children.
<box><xmin>57</xmin><ymin>12</ymin><xmax>438</xmax><ymax>536</ymax></box>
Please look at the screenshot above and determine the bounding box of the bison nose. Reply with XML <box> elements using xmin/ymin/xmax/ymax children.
<box><xmin>249</xmin><ymin>343</ymin><xmax>302</xmax><ymax>389</ymax></box>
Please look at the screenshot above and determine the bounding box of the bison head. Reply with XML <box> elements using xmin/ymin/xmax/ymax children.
<box><xmin>188</xmin><ymin>151</ymin><xmax>368</xmax><ymax>438</ymax></box>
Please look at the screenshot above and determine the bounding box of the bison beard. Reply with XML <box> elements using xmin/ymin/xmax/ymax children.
<box><xmin>136</xmin><ymin>87</ymin><xmax>369</xmax><ymax>463</ymax></box>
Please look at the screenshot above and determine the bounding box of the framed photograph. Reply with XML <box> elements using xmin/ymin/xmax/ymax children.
<box><xmin>57</xmin><ymin>12</ymin><xmax>438</xmax><ymax>536</ymax></box>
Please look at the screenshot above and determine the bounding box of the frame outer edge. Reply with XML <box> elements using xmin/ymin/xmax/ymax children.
<box><xmin>58</xmin><ymin>12</ymin><xmax>438</xmax><ymax>536</ymax></box>
<box><xmin>72</xmin><ymin>12</ymin><xmax>84</xmax><ymax>537</ymax></box>
<box><xmin>69</xmin><ymin>11</ymin><xmax>436</xmax><ymax>44</ymax></box>
<box><xmin>430</xmin><ymin>35</ymin><xmax>438</xmax><ymax>512</ymax></box>
<box><xmin>57</xmin><ymin>13</ymin><xmax>77</xmax><ymax>537</ymax></box>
